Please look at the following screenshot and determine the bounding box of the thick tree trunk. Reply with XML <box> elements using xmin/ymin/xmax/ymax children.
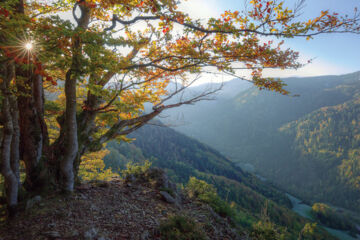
<box><xmin>0</xmin><ymin>1</ymin><xmax>21</xmax><ymax>214</ymax></box>
<box><xmin>6</xmin><ymin>0</ymin><xmax>50</xmax><ymax>192</ymax></box>
<box><xmin>17</xmin><ymin>73</ymin><xmax>49</xmax><ymax>192</ymax></box>
<box><xmin>9</xmin><ymin>95</ymin><xmax>20</xmax><ymax>188</ymax></box>
<box><xmin>0</xmin><ymin>63</ymin><xmax>19</xmax><ymax>215</ymax></box>
<box><xmin>1</xmin><ymin>98</ymin><xmax>18</xmax><ymax>210</ymax></box>
<box><xmin>61</xmin><ymin>71</ymin><xmax>78</xmax><ymax>192</ymax></box>
<box><xmin>60</xmin><ymin>2</ymin><xmax>90</xmax><ymax>192</ymax></box>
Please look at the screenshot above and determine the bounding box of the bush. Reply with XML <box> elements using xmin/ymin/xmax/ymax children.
<box><xmin>186</xmin><ymin>177</ymin><xmax>217</xmax><ymax>199</ymax></box>
<box><xmin>186</xmin><ymin>177</ymin><xmax>234</xmax><ymax>218</ymax></box>
<box><xmin>311</xmin><ymin>203</ymin><xmax>356</xmax><ymax>232</ymax></box>
<box><xmin>249</xmin><ymin>201</ymin><xmax>287</xmax><ymax>240</ymax></box>
<box><xmin>79</xmin><ymin>148</ymin><xmax>119</xmax><ymax>181</ymax></box>
<box><xmin>250</xmin><ymin>220</ymin><xmax>286</xmax><ymax>240</ymax></box>
<box><xmin>159</xmin><ymin>215</ymin><xmax>207</xmax><ymax>240</ymax></box>
<box><xmin>121</xmin><ymin>160</ymin><xmax>151</xmax><ymax>179</ymax></box>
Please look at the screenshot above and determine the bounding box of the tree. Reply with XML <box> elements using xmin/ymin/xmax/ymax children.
<box><xmin>78</xmin><ymin>147</ymin><xmax>118</xmax><ymax>181</ymax></box>
<box><xmin>0</xmin><ymin>0</ymin><xmax>359</xmax><ymax>214</ymax></box>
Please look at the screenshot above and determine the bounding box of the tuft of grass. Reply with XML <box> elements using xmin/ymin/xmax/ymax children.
<box><xmin>186</xmin><ymin>177</ymin><xmax>234</xmax><ymax>219</ymax></box>
<box><xmin>159</xmin><ymin>215</ymin><xmax>207</xmax><ymax>240</ymax></box>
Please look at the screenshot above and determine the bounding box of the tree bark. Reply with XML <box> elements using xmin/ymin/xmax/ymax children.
<box><xmin>9</xmin><ymin>94</ymin><xmax>20</xmax><ymax>189</ymax></box>
<box><xmin>16</xmin><ymin>73</ymin><xmax>48</xmax><ymax>192</ymax></box>
<box><xmin>0</xmin><ymin>63</ymin><xmax>19</xmax><ymax>214</ymax></box>
<box><xmin>60</xmin><ymin>2</ymin><xmax>90</xmax><ymax>192</ymax></box>
<box><xmin>61</xmin><ymin>70</ymin><xmax>78</xmax><ymax>192</ymax></box>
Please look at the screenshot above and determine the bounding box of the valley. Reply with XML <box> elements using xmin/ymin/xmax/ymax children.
<box><xmin>163</xmin><ymin>71</ymin><xmax>360</xmax><ymax>215</ymax></box>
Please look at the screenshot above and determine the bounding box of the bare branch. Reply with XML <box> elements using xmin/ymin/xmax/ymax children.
<box><xmin>104</xmin><ymin>9</ymin><xmax>360</xmax><ymax>38</ymax></box>
<box><xmin>104</xmin><ymin>15</ymin><xmax>160</xmax><ymax>32</ymax></box>
<box><xmin>72</xmin><ymin>1</ymin><xmax>81</xmax><ymax>25</ymax></box>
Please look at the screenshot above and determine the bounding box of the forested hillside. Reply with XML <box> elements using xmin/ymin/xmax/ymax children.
<box><xmin>279</xmin><ymin>94</ymin><xmax>360</xmax><ymax>211</ymax></box>
<box><xmin>103</xmin><ymin>123</ymin><xmax>338</xmax><ymax>239</ymax></box>
<box><xmin>166</xmin><ymin>71</ymin><xmax>360</xmax><ymax>212</ymax></box>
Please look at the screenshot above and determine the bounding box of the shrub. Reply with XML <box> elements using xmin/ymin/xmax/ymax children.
<box><xmin>121</xmin><ymin>160</ymin><xmax>151</xmax><ymax>179</ymax></box>
<box><xmin>186</xmin><ymin>177</ymin><xmax>217</xmax><ymax>199</ymax></box>
<box><xmin>311</xmin><ymin>203</ymin><xmax>356</xmax><ymax>232</ymax></box>
<box><xmin>79</xmin><ymin>148</ymin><xmax>119</xmax><ymax>181</ymax></box>
<box><xmin>249</xmin><ymin>201</ymin><xmax>286</xmax><ymax>240</ymax></box>
<box><xmin>186</xmin><ymin>177</ymin><xmax>234</xmax><ymax>218</ymax></box>
<box><xmin>250</xmin><ymin>220</ymin><xmax>286</xmax><ymax>240</ymax></box>
<box><xmin>159</xmin><ymin>215</ymin><xmax>207</xmax><ymax>240</ymax></box>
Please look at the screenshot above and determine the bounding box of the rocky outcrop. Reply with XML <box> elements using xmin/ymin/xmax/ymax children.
<box><xmin>125</xmin><ymin>167</ymin><xmax>183</xmax><ymax>206</ymax></box>
<box><xmin>0</xmin><ymin>171</ymin><xmax>241</xmax><ymax>240</ymax></box>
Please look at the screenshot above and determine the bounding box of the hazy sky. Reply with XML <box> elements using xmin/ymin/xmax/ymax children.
<box><xmin>179</xmin><ymin>0</ymin><xmax>360</xmax><ymax>80</ymax></box>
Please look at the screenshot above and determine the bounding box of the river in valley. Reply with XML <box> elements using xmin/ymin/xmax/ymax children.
<box><xmin>236</xmin><ymin>163</ymin><xmax>359</xmax><ymax>240</ymax></box>
<box><xmin>286</xmin><ymin>193</ymin><xmax>359</xmax><ymax>240</ymax></box>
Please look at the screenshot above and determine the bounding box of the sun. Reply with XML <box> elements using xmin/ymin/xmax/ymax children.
<box><xmin>24</xmin><ymin>42</ymin><xmax>33</xmax><ymax>51</ymax></box>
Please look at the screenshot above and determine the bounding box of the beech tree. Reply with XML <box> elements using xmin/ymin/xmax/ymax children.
<box><xmin>0</xmin><ymin>0</ymin><xmax>359</xmax><ymax>214</ymax></box>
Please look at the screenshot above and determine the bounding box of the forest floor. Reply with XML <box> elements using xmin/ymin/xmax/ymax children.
<box><xmin>0</xmin><ymin>178</ymin><xmax>241</xmax><ymax>240</ymax></box>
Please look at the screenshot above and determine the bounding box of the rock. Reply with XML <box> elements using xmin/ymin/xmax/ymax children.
<box><xmin>90</xmin><ymin>203</ymin><xmax>99</xmax><ymax>212</ymax></box>
<box><xmin>76</xmin><ymin>183</ymin><xmax>92</xmax><ymax>191</ymax></box>
<box><xmin>47</xmin><ymin>223</ymin><xmax>57</xmax><ymax>228</ymax></box>
<box><xmin>160</xmin><ymin>191</ymin><xmax>176</xmax><ymax>204</ymax></box>
<box><xmin>356</xmin><ymin>224</ymin><xmax>360</xmax><ymax>232</ymax></box>
<box><xmin>145</xmin><ymin>168</ymin><xmax>169</xmax><ymax>189</ymax></box>
<box><xmin>125</xmin><ymin>174</ymin><xmax>136</xmax><ymax>183</ymax></box>
<box><xmin>141</xmin><ymin>230</ymin><xmax>150</xmax><ymax>240</ymax></box>
<box><xmin>97</xmin><ymin>236</ymin><xmax>109</xmax><ymax>240</ymax></box>
<box><xmin>43</xmin><ymin>231</ymin><xmax>61</xmax><ymax>239</ymax></box>
<box><xmin>83</xmin><ymin>227</ymin><xmax>98</xmax><ymax>240</ymax></box>
<box><xmin>168</xmin><ymin>181</ymin><xmax>177</xmax><ymax>192</ymax></box>
<box><xmin>64</xmin><ymin>229</ymin><xmax>79</xmax><ymax>238</ymax></box>
<box><xmin>79</xmin><ymin>193</ymin><xmax>88</xmax><ymax>200</ymax></box>
<box><xmin>26</xmin><ymin>195</ymin><xmax>42</xmax><ymax>210</ymax></box>
<box><xmin>96</xmin><ymin>181</ymin><xmax>110</xmax><ymax>188</ymax></box>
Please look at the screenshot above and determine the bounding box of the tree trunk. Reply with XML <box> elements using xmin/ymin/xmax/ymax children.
<box><xmin>61</xmin><ymin>70</ymin><xmax>78</xmax><ymax>192</ymax></box>
<box><xmin>1</xmin><ymin>97</ymin><xmax>18</xmax><ymax>211</ymax></box>
<box><xmin>60</xmin><ymin>2</ymin><xmax>90</xmax><ymax>192</ymax></box>
<box><xmin>0</xmin><ymin>63</ymin><xmax>19</xmax><ymax>215</ymax></box>
<box><xmin>16</xmin><ymin>73</ymin><xmax>49</xmax><ymax>192</ymax></box>
<box><xmin>9</xmin><ymin>95</ymin><xmax>20</xmax><ymax>189</ymax></box>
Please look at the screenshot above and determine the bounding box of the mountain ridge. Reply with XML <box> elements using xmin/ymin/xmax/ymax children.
<box><xmin>164</xmin><ymin>71</ymin><xmax>360</xmax><ymax>213</ymax></box>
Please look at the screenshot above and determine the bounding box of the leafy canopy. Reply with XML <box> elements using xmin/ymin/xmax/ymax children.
<box><xmin>1</xmin><ymin>0</ymin><xmax>359</xmax><ymax>145</ymax></box>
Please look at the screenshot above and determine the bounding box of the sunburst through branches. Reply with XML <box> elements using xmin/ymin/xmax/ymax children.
<box><xmin>0</xmin><ymin>32</ymin><xmax>38</xmax><ymax>65</ymax></box>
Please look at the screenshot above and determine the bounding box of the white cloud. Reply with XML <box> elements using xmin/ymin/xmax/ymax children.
<box><xmin>178</xmin><ymin>0</ymin><xmax>221</xmax><ymax>20</ymax></box>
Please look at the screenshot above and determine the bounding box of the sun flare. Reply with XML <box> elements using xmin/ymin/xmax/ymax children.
<box><xmin>24</xmin><ymin>42</ymin><xmax>33</xmax><ymax>51</ymax></box>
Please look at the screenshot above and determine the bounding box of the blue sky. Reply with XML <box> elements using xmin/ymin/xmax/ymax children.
<box><xmin>180</xmin><ymin>0</ymin><xmax>360</xmax><ymax>79</ymax></box>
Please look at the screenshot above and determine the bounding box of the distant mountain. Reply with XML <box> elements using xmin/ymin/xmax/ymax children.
<box><xmin>190</xmin><ymin>78</ymin><xmax>252</xmax><ymax>99</ymax></box>
<box><xmin>104</xmin><ymin>122</ymin><xmax>293</xmax><ymax>208</ymax></box>
<box><xmin>163</xmin><ymin>78</ymin><xmax>251</xmax><ymax>127</ymax></box>
<box><xmin>165</xmin><ymin>71</ymin><xmax>360</xmax><ymax>212</ymax></box>
<box><xmin>129</xmin><ymin>122</ymin><xmax>291</xmax><ymax>206</ymax></box>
